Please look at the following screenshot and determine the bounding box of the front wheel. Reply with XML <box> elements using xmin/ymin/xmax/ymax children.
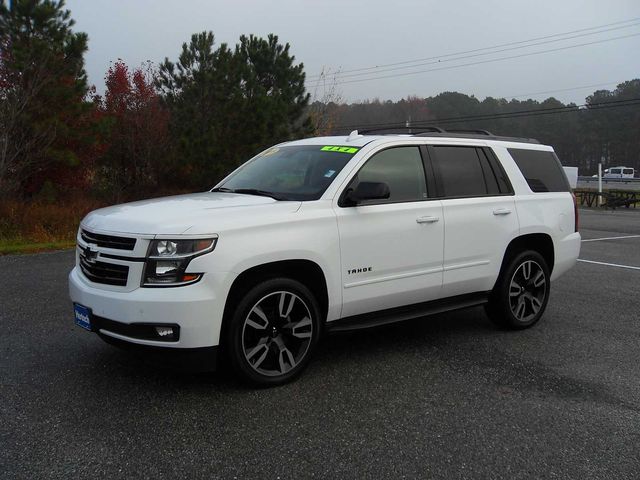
<box><xmin>485</xmin><ymin>250</ymin><xmax>551</xmax><ymax>329</ymax></box>
<box><xmin>226</xmin><ymin>277</ymin><xmax>322</xmax><ymax>386</ymax></box>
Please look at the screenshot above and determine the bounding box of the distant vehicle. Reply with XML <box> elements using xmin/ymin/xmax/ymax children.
<box><xmin>601</xmin><ymin>167</ymin><xmax>635</xmax><ymax>179</ymax></box>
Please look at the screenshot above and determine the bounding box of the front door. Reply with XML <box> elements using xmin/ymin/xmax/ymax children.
<box><xmin>334</xmin><ymin>146</ymin><xmax>444</xmax><ymax>318</ymax></box>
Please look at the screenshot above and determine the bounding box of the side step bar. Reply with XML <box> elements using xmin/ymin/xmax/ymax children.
<box><xmin>327</xmin><ymin>292</ymin><xmax>490</xmax><ymax>333</ymax></box>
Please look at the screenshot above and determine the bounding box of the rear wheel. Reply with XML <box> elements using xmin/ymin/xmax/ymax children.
<box><xmin>485</xmin><ymin>250</ymin><xmax>550</xmax><ymax>329</ymax></box>
<box><xmin>226</xmin><ymin>277</ymin><xmax>321</xmax><ymax>386</ymax></box>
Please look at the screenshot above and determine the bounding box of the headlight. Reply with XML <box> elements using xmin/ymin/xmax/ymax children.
<box><xmin>143</xmin><ymin>238</ymin><xmax>217</xmax><ymax>287</ymax></box>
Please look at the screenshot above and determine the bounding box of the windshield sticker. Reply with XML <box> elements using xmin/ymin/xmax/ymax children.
<box><xmin>324</xmin><ymin>169</ymin><xmax>336</xmax><ymax>178</ymax></box>
<box><xmin>320</xmin><ymin>146</ymin><xmax>359</xmax><ymax>154</ymax></box>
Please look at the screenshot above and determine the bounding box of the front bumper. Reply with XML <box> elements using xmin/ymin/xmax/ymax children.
<box><xmin>98</xmin><ymin>333</ymin><xmax>219</xmax><ymax>372</ymax></box>
<box><xmin>68</xmin><ymin>267</ymin><xmax>229</xmax><ymax>350</ymax></box>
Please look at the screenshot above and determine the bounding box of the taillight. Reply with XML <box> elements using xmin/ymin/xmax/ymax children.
<box><xmin>572</xmin><ymin>193</ymin><xmax>579</xmax><ymax>232</ymax></box>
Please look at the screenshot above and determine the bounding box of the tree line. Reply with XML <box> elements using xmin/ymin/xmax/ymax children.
<box><xmin>1</xmin><ymin>0</ymin><xmax>638</xmax><ymax>207</ymax></box>
<box><xmin>321</xmin><ymin>82</ymin><xmax>640</xmax><ymax>175</ymax></box>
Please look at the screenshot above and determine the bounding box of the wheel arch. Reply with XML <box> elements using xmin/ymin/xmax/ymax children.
<box><xmin>495</xmin><ymin>233</ymin><xmax>555</xmax><ymax>289</ymax></box>
<box><xmin>221</xmin><ymin>259</ymin><xmax>330</xmax><ymax>337</ymax></box>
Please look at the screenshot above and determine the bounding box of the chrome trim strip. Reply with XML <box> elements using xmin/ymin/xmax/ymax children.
<box><xmin>344</xmin><ymin>267</ymin><xmax>443</xmax><ymax>289</ymax></box>
<box><xmin>443</xmin><ymin>260</ymin><xmax>491</xmax><ymax>272</ymax></box>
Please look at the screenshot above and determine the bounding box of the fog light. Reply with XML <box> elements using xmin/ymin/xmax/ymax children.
<box><xmin>155</xmin><ymin>326</ymin><xmax>174</xmax><ymax>338</ymax></box>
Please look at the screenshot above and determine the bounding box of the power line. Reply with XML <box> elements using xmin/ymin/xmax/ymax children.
<box><xmin>329</xmin><ymin>32</ymin><xmax>640</xmax><ymax>86</ymax></box>
<box><xmin>306</xmin><ymin>17</ymin><xmax>640</xmax><ymax>82</ymax></box>
<box><xmin>332</xmin><ymin>97</ymin><xmax>640</xmax><ymax>132</ymax></box>
<box><xmin>307</xmin><ymin>21</ymin><xmax>640</xmax><ymax>83</ymax></box>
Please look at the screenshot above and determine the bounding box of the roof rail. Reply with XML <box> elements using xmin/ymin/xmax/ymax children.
<box><xmin>344</xmin><ymin>125</ymin><xmax>541</xmax><ymax>144</ymax></box>
<box><xmin>358</xmin><ymin>126</ymin><xmax>445</xmax><ymax>135</ymax></box>
<box><xmin>413</xmin><ymin>131</ymin><xmax>540</xmax><ymax>144</ymax></box>
<box><xmin>444</xmin><ymin>128</ymin><xmax>493</xmax><ymax>136</ymax></box>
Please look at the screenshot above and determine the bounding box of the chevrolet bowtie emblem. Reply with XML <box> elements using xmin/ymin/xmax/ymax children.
<box><xmin>84</xmin><ymin>245</ymin><xmax>99</xmax><ymax>263</ymax></box>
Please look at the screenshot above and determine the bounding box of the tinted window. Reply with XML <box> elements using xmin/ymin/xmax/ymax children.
<box><xmin>482</xmin><ymin>147</ymin><xmax>513</xmax><ymax>194</ymax></box>
<box><xmin>477</xmin><ymin>149</ymin><xmax>500</xmax><ymax>195</ymax></box>
<box><xmin>432</xmin><ymin>146</ymin><xmax>487</xmax><ymax>197</ymax></box>
<box><xmin>508</xmin><ymin>148</ymin><xmax>570</xmax><ymax>193</ymax></box>
<box><xmin>348</xmin><ymin>147</ymin><xmax>427</xmax><ymax>204</ymax></box>
<box><xmin>623</xmin><ymin>169</ymin><xmax>634</xmax><ymax>175</ymax></box>
<box><xmin>610</xmin><ymin>168</ymin><xmax>621</xmax><ymax>174</ymax></box>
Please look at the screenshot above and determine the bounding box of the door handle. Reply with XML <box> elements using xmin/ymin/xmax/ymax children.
<box><xmin>416</xmin><ymin>216</ymin><xmax>440</xmax><ymax>224</ymax></box>
<box><xmin>493</xmin><ymin>208</ymin><xmax>512</xmax><ymax>216</ymax></box>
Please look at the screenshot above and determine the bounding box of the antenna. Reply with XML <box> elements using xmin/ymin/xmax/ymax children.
<box><xmin>346</xmin><ymin>130</ymin><xmax>362</xmax><ymax>142</ymax></box>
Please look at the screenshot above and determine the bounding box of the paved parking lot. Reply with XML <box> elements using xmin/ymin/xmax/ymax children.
<box><xmin>1</xmin><ymin>208</ymin><xmax>639</xmax><ymax>479</ymax></box>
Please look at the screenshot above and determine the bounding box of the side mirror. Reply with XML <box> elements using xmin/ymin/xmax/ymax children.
<box><xmin>344</xmin><ymin>181</ymin><xmax>390</xmax><ymax>205</ymax></box>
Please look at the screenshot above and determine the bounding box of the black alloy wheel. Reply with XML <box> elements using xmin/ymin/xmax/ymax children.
<box><xmin>485</xmin><ymin>250</ymin><xmax>551</xmax><ymax>329</ymax></box>
<box><xmin>226</xmin><ymin>277</ymin><xmax>321</xmax><ymax>386</ymax></box>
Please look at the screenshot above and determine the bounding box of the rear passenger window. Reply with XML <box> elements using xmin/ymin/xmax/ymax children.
<box><xmin>508</xmin><ymin>148</ymin><xmax>570</xmax><ymax>193</ymax></box>
<box><xmin>477</xmin><ymin>149</ymin><xmax>500</xmax><ymax>195</ymax></box>
<box><xmin>431</xmin><ymin>146</ymin><xmax>489</xmax><ymax>197</ymax></box>
<box><xmin>349</xmin><ymin>146</ymin><xmax>428</xmax><ymax>204</ymax></box>
<box><xmin>481</xmin><ymin>148</ymin><xmax>513</xmax><ymax>194</ymax></box>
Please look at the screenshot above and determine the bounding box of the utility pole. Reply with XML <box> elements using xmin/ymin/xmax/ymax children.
<box><xmin>597</xmin><ymin>162</ymin><xmax>603</xmax><ymax>207</ymax></box>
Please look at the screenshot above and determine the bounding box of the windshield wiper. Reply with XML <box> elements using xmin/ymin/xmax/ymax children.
<box><xmin>212</xmin><ymin>187</ymin><xmax>288</xmax><ymax>201</ymax></box>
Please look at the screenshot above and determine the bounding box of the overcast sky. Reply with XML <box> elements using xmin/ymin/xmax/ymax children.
<box><xmin>66</xmin><ymin>0</ymin><xmax>640</xmax><ymax>105</ymax></box>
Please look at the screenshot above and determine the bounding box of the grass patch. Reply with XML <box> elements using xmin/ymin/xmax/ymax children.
<box><xmin>0</xmin><ymin>198</ymin><xmax>106</xmax><ymax>255</ymax></box>
<box><xmin>0</xmin><ymin>240</ymin><xmax>76</xmax><ymax>255</ymax></box>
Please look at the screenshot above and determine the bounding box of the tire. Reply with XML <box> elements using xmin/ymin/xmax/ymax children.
<box><xmin>225</xmin><ymin>277</ymin><xmax>322</xmax><ymax>386</ymax></box>
<box><xmin>485</xmin><ymin>250</ymin><xmax>551</xmax><ymax>330</ymax></box>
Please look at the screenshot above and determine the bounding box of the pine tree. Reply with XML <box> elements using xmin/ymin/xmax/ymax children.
<box><xmin>0</xmin><ymin>0</ymin><xmax>92</xmax><ymax>196</ymax></box>
<box><xmin>157</xmin><ymin>32</ymin><xmax>311</xmax><ymax>189</ymax></box>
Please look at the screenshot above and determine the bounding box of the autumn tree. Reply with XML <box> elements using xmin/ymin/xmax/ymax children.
<box><xmin>0</xmin><ymin>0</ymin><xmax>93</xmax><ymax>197</ymax></box>
<box><xmin>97</xmin><ymin>60</ymin><xmax>170</xmax><ymax>202</ymax></box>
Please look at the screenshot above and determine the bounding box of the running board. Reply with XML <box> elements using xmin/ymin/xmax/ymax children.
<box><xmin>327</xmin><ymin>292</ymin><xmax>490</xmax><ymax>333</ymax></box>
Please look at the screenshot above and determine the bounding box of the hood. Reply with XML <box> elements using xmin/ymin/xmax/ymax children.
<box><xmin>81</xmin><ymin>192</ymin><xmax>302</xmax><ymax>235</ymax></box>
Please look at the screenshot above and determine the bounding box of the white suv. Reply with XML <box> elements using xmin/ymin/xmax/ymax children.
<box><xmin>69</xmin><ymin>129</ymin><xmax>581</xmax><ymax>385</ymax></box>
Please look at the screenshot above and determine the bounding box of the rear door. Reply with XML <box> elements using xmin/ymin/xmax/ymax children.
<box><xmin>428</xmin><ymin>145</ymin><xmax>519</xmax><ymax>297</ymax></box>
<box><xmin>334</xmin><ymin>145</ymin><xmax>444</xmax><ymax>318</ymax></box>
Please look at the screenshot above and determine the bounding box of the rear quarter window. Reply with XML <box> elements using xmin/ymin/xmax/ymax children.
<box><xmin>508</xmin><ymin>148</ymin><xmax>570</xmax><ymax>193</ymax></box>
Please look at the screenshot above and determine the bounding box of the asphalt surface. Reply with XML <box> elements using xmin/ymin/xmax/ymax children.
<box><xmin>2</xmin><ymin>208</ymin><xmax>640</xmax><ymax>479</ymax></box>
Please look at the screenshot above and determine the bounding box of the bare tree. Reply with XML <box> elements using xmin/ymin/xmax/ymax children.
<box><xmin>0</xmin><ymin>56</ymin><xmax>56</xmax><ymax>195</ymax></box>
<box><xmin>308</xmin><ymin>67</ymin><xmax>343</xmax><ymax>135</ymax></box>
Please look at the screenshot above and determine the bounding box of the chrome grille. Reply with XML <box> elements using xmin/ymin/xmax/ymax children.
<box><xmin>79</xmin><ymin>251</ymin><xmax>129</xmax><ymax>286</ymax></box>
<box><xmin>81</xmin><ymin>229</ymin><xmax>136</xmax><ymax>250</ymax></box>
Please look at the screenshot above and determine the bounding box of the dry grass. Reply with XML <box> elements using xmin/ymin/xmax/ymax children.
<box><xmin>0</xmin><ymin>198</ymin><xmax>106</xmax><ymax>254</ymax></box>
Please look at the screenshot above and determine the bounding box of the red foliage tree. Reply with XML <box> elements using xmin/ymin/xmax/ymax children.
<box><xmin>98</xmin><ymin>60</ymin><xmax>170</xmax><ymax>201</ymax></box>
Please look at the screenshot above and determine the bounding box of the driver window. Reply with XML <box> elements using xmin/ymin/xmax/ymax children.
<box><xmin>349</xmin><ymin>146</ymin><xmax>428</xmax><ymax>204</ymax></box>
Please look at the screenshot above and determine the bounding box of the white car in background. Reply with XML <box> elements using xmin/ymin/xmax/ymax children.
<box><xmin>602</xmin><ymin>166</ymin><xmax>635</xmax><ymax>178</ymax></box>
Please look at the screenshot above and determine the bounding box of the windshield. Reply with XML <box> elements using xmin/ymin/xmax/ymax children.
<box><xmin>215</xmin><ymin>145</ymin><xmax>360</xmax><ymax>201</ymax></box>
